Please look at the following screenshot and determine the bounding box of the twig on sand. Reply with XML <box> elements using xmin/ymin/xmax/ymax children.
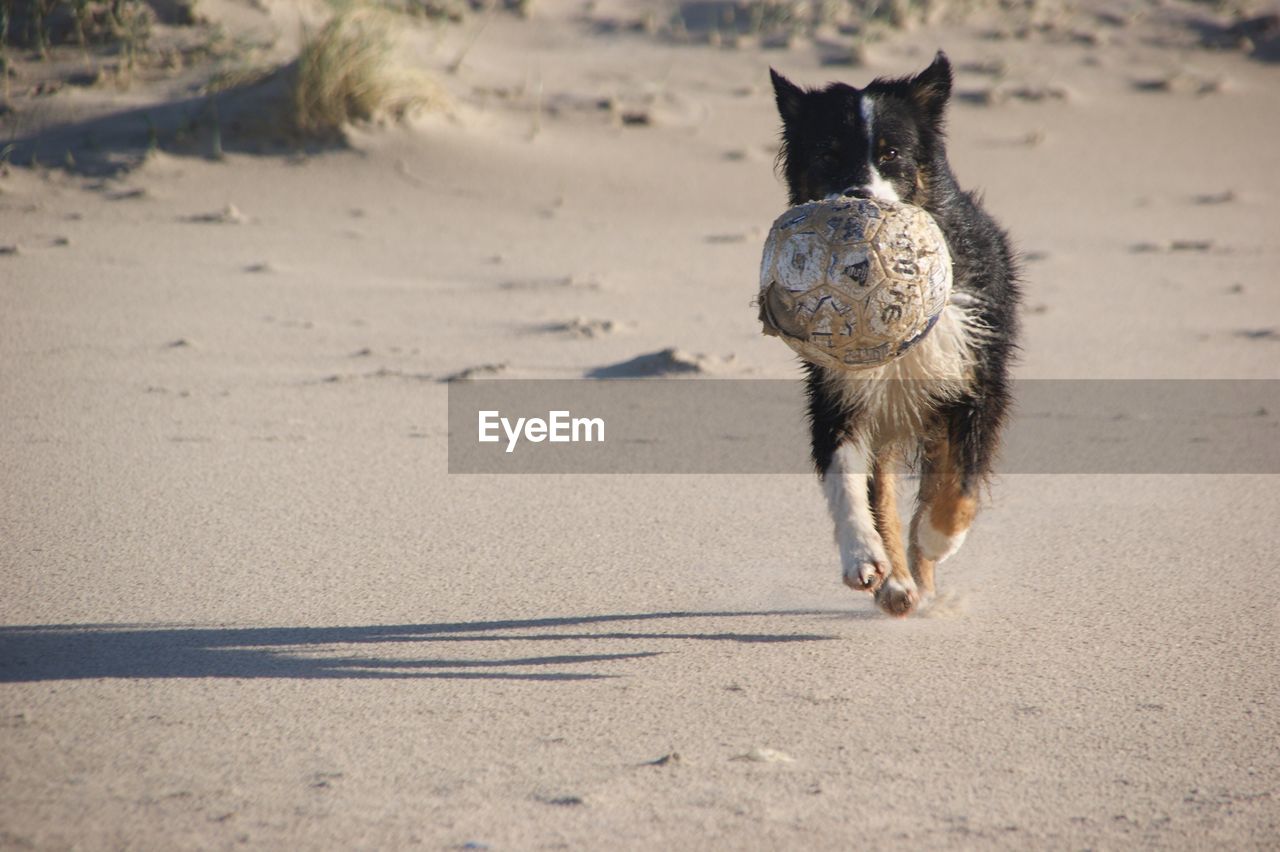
<box><xmin>528</xmin><ymin>69</ymin><xmax>543</xmax><ymax>141</ymax></box>
<box><xmin>395</xmin><ymin>158</ymin><xmax>426</xmax><ymax>187</ymax></box>
<box><xmin>447</xmin><ymin>2</ymin><xmax>496</xmax><ymax>75</ymax></box>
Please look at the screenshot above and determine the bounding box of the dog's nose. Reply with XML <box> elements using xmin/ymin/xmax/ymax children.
<box><xmin>842</xmin><ymin>187</ymin><xmax>873</xmax><ymax>199</ymax></box>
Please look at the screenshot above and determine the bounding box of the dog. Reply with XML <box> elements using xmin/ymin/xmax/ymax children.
<box><xmin>766</xmin><ymin>52</ymin><xmax>1021</xmax><ymax>617</ymax></box>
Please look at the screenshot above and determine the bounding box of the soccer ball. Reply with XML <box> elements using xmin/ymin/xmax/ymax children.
<box><xmin>758</xmin><ymin>196</ymin><xmax>952</xmax><ymax>371</ymax></box>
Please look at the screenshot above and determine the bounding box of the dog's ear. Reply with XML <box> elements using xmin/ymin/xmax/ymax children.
<box><xmin>909</xmin><ymin>51</ymin><xmax>953</xmax><ymax>124</ymax></box>
<box><xmin>770</xmin><ymin>68</ymin><xmax>805</xmax><ymax>126</ymax></box>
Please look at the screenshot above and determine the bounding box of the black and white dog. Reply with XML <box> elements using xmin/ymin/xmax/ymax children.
<box><xmin>767</xmin><ymin>52</ymin><xmax>1021</xmax><ymax>617</ymax></box>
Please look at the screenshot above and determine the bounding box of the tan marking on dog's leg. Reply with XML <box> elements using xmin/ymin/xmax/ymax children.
<box><xmin>931</xmin><ymin>490</ymin><xmax>977</xmax><ymax>536</ymax></box>
<box><xmin>870</xmin><ymin>445</ymin><xmax>919</xmax><ymax>617</ymax></box>
<box><xmin>920</xmin><ymin>483</ymin><xmax>976</xmax><ymax>564</ymax></box>
<box><xmin>912</xmin><ymin>435</ymin><xmax>979</xmax><ymax>575</ymax></box>
<box><xmin>869</xmin><ymin>446</ymin><xmax>908</xmax><ymax>580</ymax></box>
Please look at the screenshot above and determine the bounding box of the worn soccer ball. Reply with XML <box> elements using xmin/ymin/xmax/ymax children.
<box><xmin>758</xmin><ymin>196</ymin><xmax>952</xmax><ymax>371</ymax></box>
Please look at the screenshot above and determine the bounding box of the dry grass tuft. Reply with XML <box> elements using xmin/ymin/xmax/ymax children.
<box><xmin>290</xmin><ymin>7</ymin><xmax>441</xmax><ymax>138</ymax></box>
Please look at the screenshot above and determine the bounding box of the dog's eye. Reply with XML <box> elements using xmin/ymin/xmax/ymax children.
<box><xmin>879</xmin><ymin>147</ymin><xmax>899</xmax><ymax>164</ymax></box>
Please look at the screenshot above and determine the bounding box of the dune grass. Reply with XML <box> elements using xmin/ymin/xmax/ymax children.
<box><xmin>290</xmin><ymin>7</ymin><xmax>439</xmax><ymax>139</ymax></box>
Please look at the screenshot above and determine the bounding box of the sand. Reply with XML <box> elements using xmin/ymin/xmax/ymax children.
<box><xmin>2</xmin><ymin>0</ymin><xmax>1279</xmax><ymax>848</ymax></box>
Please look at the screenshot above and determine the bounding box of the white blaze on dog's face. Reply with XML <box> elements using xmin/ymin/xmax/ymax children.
<box><xmin>856</xmin><ymin>96</ymin><xmax>901</xmax><ymax>203</ymax></box>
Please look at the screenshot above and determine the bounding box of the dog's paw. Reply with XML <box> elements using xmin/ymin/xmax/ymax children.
<box><xmin>875</xmin><ymin>576</ymin><xmax>920</xmax><ymax>618</ymax></box>
<box><xmin>842</xmin><ymin>559</ymin><xmax>887</xmax><ymax>593</ymax></box>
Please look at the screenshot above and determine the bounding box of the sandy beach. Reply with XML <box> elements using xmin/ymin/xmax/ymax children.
<box><xmin>2</xmin><ymin>0</ymin><xmax>1279</xmax><ymax>847</ymax></box>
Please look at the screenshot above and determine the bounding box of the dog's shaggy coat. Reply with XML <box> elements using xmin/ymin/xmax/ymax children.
<box><xmin>766</xmin><ymin>53</ymin><xmax>1021</xmax><ymax>616</ymax></box>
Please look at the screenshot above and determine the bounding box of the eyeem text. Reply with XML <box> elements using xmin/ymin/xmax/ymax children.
<box><xmin>478</xmin><ymin>410</ymin><xmax>605</xmax><ymax>453</ymax></box>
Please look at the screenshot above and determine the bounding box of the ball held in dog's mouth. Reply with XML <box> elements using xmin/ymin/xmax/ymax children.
<box><xmin>758</xmin><ymin>197</ymin><xmax>952</xmax><ymax>371</ymax></box>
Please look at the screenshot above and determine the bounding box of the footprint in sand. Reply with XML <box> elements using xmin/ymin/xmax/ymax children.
<box><xmin>105</xmin><ymin>188</ymin><xmax>148</xmax><ymax>201</ymax></box>
<box><xmin>1130</xmin><ymin>240</ymin><xmax>1215</xmax><ymax>254</ymax></box>
<box><xmin>1192</xmin><ymin>190</ymin><xmax>1236</xmax><ymax>205</ymax></box>
<box><xmin>587</xmin><ymin>348</ymin><xmax>733</xmax><ymax>379</ymax></box>
<box><xmin>441</xmin><ymin>363</ymin><xmax>509</xmax><ymax>383</ymax></box>
<box><xmin>263</xmin><ymin>316</ymin><xmax>313</xmax><ymax>329</ymax></box>
<box><xmin>958</xmin><ymin>59</ymin><xmax>1008</xmax><ymax>76</ymax></box>
<box><xmin>499</xmin><ymin>275</ymin><xmax>602</xmax><ymax>292</ymax></box>
<box><xmin>641</xmin><ymin>753</ymin><xmax>684</xmax><ymax>768</ymax></box>
<box><xmin>959</xmin><ymin>83</ymin><xmax>1072</xmax><ymax>106</ymax></box>
<box><xmin>704</xmin><ymin>232</ymin><xmax>750</xmax><ymax>244</ymax></box>
<box><xmin>539</xmin><ymin>317</ymin><xmax>623</xmax><ymax>339</ymax></box>
<box><xmin>731</xmin><ymin>747</ymin><xmax>793</xmax><ymax>764</ymax></box>
<box><xmin>1133</xmin><ymin>73</ymin><xmax>1226</xmax><ymax>96</ymax></box>
<box><xmin>184</xmin><ymin>204</ymin><xmax>248</xmax><ymax>224</ymax></box>
<box><xmin>1234</xmin><ymin>328</ymin><xmax>1278</xmax><ymax>341</ymax></box>
<box><xmin>321</xmin><ymin>368</ymin><xmax>433</xmax><ymax>385</ymax></box>
<box><xmin>611</xmin><ymin>91</ymin><xmax>707</xmax><ymax>130</ymax></box>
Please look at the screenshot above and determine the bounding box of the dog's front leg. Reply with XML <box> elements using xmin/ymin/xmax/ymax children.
<box><xmin>868</xmin><ymin>446</ymin><xmax>920</xmax><ymax>617</ymax></box>
<box><xmin>822</xmin><ymin>442</ymin><xmax>891</xmax><ymax>593</ymax></box>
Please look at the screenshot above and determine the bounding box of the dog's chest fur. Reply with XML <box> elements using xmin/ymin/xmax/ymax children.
<box><xmin>823</xmin><ymin>301</ymin><xmax>977</xmax><ymax>445</ymax></box>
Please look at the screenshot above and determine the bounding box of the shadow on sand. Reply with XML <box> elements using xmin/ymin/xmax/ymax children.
<box><xmin>4</xmin><ymin>65</ymin><xmax>341</xmax><ymax>177</ymax></box>
<box><xmin>0</xmin><ymin>610</ymin><xmax>852</xmax><ymax>683</ymax></box>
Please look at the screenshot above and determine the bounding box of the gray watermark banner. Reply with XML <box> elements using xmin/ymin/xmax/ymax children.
<box><xmin>447</xmin><ymin>380</ymin><xmax>1280</xmax><ymax>474</ymax></box>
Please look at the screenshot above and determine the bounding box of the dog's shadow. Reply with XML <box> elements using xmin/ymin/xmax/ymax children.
<box><xmin>0</xmin><ymin>610</ymin><xmax>855</xmax><ymax>683</ymax></box>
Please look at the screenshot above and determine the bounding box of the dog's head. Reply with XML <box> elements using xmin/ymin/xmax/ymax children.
<box><xmin>771</xmin><ymin>53</ymin><xmax>954</xmax><ymax>210</ymax></box>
